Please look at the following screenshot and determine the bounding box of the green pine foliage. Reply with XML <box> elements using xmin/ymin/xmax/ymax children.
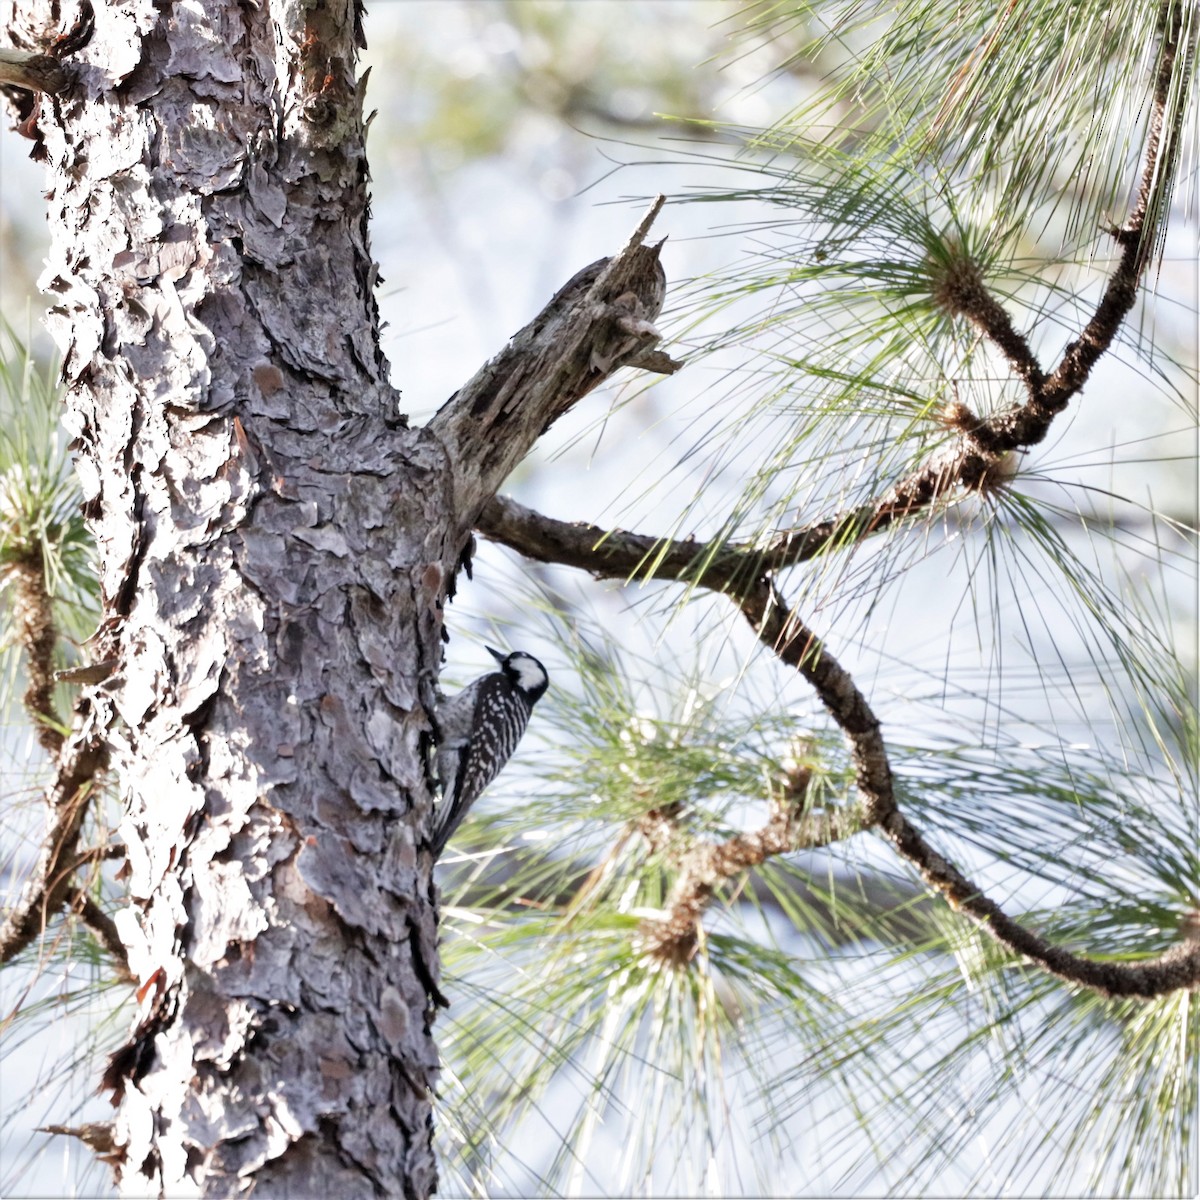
<box><xmin>432</xmin><ymin>1</ymin><xmax>1197</xmax><ymax>1194</ymax></box>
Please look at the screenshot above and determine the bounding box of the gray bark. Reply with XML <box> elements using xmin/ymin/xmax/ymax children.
<box><xmin>7</xmin><ymin>0</ymin><xmax>445</xmax><ymax>1193</ymax></box>
<box><xmin>2</xmin><ymin>0</ymin><xmax>666</xmax><ymax>1194</ymax></box>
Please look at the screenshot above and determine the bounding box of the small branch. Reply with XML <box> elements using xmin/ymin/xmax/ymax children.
<box><xmin>478</xmin><ymin>490</ymin><xmax>925</xmax><ymax>592</ymax></box>
<box><xmin>39</xmin><ymin>1122</ymin><xmax>116</xmax><ymax>1156</ymax></box>
<box><xmin>428</xmin><ymin>197</ymin><xmax>678</xmax><ymax>533</ymax></box>
<box><xmin>0</xmin><ymin>47</ymin><xmax>69</xmax><ymax>94</ymax></box>
<box><xmin>639</xmin><ymin>767</ymin><xmax>865</xmax><ymax>964</ymax></box>
<box><xmin>0</xmin><ymin>707</ymin><xmax>108</xmax><ymax>965</ymax></box>
<box><xmin>6</xmin><ymin>550</ymin><xmax>65</xmax><ymax>755</ymax></box>
<box><xmin>475</xmin><ymin>446</ymin><xmax>1055</xmax><ymax>591</ymax></box>
<box><xmin>930</xmin><ymin>253</ymin><xmax>1045</xmax><ymax>398</ymax></box>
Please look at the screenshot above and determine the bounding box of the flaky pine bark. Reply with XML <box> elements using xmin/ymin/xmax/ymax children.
<box><xmin>8</xmin><ymin>0</ymin><xmax>445</xmax><ymax>1194</ymax></box>
<box><xmin>2</xmin><ymin>0</ymin><xmax>667</xmax><ymax>1195</ymax></box>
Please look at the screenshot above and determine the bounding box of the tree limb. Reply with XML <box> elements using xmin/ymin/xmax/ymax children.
<box><xmin>473</xmin><ymin>10</ymin><xmax>1199</xmax><ymax>993</ymax></box>
<box><xmin>66</xmin><ymin>886</ymin><xmax>132</xmax><ymax>981</ymax></box>
<box><xmin>479</xmin><ymin>8</ymin><xmax>1191</xmax><ymax>591</ymax></box>
<box><xmin>743</xmin><ymin>579</ymin><xmax>1200</xmax><ymax>998</ymax></box>
<box><xmin>429</xmin><ymin>196</ymin><xmax>679</xmax><ymax>535</ymax></box>
<box><xmin>479</xmin><ymin>494</ymin><xmax>1200</xmax><ymax>995</ymax></box>
<box><xmin>0</xmin><ymin>705</ymin><xmax>107</xmax><ymax>965</ymax></box>
<box><xmin>5</xmin><ymin>549</ymin><xmax>65</xmax><ymax>754</ymax></box>
<box><xmin>637</xmin><ymin>767</ymin><xmax>868</xmax><ymax>964</ymax></box>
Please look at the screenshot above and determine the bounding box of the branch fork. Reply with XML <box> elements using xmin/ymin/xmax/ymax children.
<box><xmin>472</xmin><ymin>9</ymin><xmax>1198</xmax><ymax>1000</ymax></box>
<box><xmin>636</xmin><ymin>768</ymin><xmax>860</xmax><ymax>966</ymax></box>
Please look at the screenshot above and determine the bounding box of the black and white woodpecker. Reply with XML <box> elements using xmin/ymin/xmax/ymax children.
<box><xmin>430</xmin><ymin>647</ymin><xmax>549</xmax><ymax>857</ymax></box>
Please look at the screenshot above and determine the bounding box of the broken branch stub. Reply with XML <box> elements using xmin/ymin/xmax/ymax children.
<box><xmin>428</xmin><ymin>196</ymin><xmax>676</xmax><ymax>535</ymax></box>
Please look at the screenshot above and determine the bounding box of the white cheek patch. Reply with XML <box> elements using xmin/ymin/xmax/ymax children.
<box><xmin>511</xmin><ymin>656</ymin><xmax>548</xmax><ymax>692</ymax></box>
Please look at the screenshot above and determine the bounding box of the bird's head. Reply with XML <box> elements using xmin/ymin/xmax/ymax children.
<box><xmin>488</xmin><ymin>646</ymin><xmax>549</xmax><ymax>702</ymax></box>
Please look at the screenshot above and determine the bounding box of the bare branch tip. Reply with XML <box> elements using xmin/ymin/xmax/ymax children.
<box><xmin>623</xmin><ymin>195</ymin><xmax>667</xmax><ymax>254</ymax></box>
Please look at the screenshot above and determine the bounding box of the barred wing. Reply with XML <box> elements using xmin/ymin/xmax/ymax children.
<box><xmin>433</xmin><ymin>675</ymin><xmax>532</xmax><ymax>853</ymax></box>
<box><xmin>452</xmin><ymin>676</ymin><xmax>533</xmax><ymax>807</ymax></box>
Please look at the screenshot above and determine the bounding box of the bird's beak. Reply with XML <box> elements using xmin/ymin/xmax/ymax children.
<box><xmin>485</xmin><ymin>645</ymin><xmax>506</xmax><ymax>664</ymax></box>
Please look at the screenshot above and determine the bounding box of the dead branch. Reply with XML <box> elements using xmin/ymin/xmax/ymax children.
<box><xmin>0</xmin><ymin>46</ymin><xmax>68</xmax><ymax>94</ymax></box>
<box><xmin>429</xmin><ymin>196</ymin><xmax>680</xmax><ymax>534</ymax></box>
<box><xmin>39</xmin><ymin>1122</ymin><xmax>116</xmax><ymax>1155</ymax></box>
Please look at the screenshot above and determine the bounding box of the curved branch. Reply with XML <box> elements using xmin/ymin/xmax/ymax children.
<box><xmin>485</xmin><ymin>488</ymin><xmax>1199</xmax><ymax>995</ymax></box>
<box><xmin>739</xmin><ymin>580</ymin><xmax>1199</xmax><ymax>999</ymax></box>
<box><xmin>475</xmin><ymin>8</ymin><xmax>1197</xmax><ymax>999</ymax></box>
<box><xmin>638</xmin><ymin>768</ymin><xmax>867</xmax><ymax>964</ymax></box>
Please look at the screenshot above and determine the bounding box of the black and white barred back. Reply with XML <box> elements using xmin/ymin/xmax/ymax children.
<box><xmin>431</xmin><ymin>649</ymin><xmax>549</xmax><ymax>857</ymax></box>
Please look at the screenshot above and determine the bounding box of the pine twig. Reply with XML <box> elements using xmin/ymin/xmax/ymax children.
<box><xmin>65</xmin><ymin>885</ymin><xmax>132</xmax><ymax>981</ymax></box>
<box><xmin>638</xmin><ymin>766</ymin><xmax>864</xmax><ymax>965</ymax></box>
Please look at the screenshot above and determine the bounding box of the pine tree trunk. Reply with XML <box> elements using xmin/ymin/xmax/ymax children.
<box><xmin>9</xmin><ymin>1</ymin><xmax>445</xmax><ymax>1194</ymax></box>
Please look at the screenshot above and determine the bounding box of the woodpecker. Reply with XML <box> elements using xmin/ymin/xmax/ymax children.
<box><xmin>430</xmin><ymin>647</ymin><xmax>549</xmax><ymax>857</ymax></box>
